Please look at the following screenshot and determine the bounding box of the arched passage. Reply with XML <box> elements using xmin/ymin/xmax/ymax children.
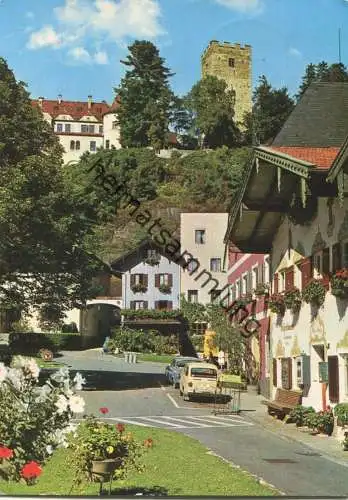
<box><xmin>80</xmin><ymin>301</ymin><xmax>121</xmax><ymax>347</ymax></box>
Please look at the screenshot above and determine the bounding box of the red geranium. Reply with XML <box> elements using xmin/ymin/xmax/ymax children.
<box><xmin>0</xmin><ymin>446</ymin><xmax>13</xmax><ymax>460</ymax></box>
<box><xmin>21</xmin><ymin>461</ymin><xmax>42</xmax><ymax>480</ymax></box>
<box><xmin>116</xmin><ymin>423</ymin><xmax>125</xmax><ymax>433</ymax></box>
<box><xmin>99</xmin><ymin>407</ymin><xmax>109</xmax><ymax>415</ymax></box>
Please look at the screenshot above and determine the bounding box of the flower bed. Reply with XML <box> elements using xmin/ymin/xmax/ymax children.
<box><xmin>268</xmin><ymin>293</ymin><xmax>285</xmax><ymax>315</ymax></box>
<box><xmin>331</xmin><ymin>268</ymin><xmax>348</xmax><ymax>298</ymax></box>
<box><xmin>283</xmin><ymin>287</ymin><xmax>302</xmax><ymax>313</ymax></box>
<box><xmin>302</xmin><ymin>279</ymin><xmax>326</xmax><ymax>307</ymax></box>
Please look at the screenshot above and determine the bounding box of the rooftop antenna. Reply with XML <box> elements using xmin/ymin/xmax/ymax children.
<box><xmin>339</xmin><ymin>28</ymin><xmax>342</xmax><ymax>64</ymax></box>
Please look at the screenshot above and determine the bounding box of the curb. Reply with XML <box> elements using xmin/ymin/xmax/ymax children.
<box><xmin>245</xmin><ymin>411</ymin><xmax>348</xmax><ymax>469</ymax></box>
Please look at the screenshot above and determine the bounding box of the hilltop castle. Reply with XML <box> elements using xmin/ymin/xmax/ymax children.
<box><xmin>201</xmin><ymin>40</ymin><xmax>252</xmax><ymax>126</ymax></box>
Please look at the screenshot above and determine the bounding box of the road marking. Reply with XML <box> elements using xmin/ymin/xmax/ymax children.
<box><xmin>102</xmin><ymin>417</ymin><xmax>149</xmax><ymax>427</ymax></box>
<box><xmin>159</xmin><ymin>382</ymin><xmax>166</xmax><ymax>391</ymax></box>
<box><xmin>186</xmin><ymin>415</ymin><xmax>253</xmax><ymax>426</ymax></box>
<box><xmin>159</xmin><ymin>416</ymin><xmax>211</xmax><ymax>427</ymax></box>
<box><xmin>166</xmin><ymin>393</ymin><xmax>180</xmax><ymax>408</ymax></box>
<box><xmin>138</xmin><ymin>416</ymin><xmax>183</xmax><ymax>427</ymax></box>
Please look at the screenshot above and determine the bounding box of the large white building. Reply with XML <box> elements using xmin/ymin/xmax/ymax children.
<box><xmin>31</xmin><ymin>95</ymin><xmax>121</xmax><ymax>164</ymax></box>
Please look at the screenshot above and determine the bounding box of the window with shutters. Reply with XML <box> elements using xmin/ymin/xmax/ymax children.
<box><xmin>159</xmin><ymin>274</ymin><xmax>169</xmax><ymax>285</ymax></box>
<box><xmin>273</xmin><ymin>273</ymin><xmax>279</xmax><ymax>294</ymax></box>
<box><xmin>155</xmin><ymin>300</ymin><xmax>172</xmax><ymax>310</ymax></box>
<box><xmin>300</xmin><ymin>257</ymin><xmax>312</xmax><ymax>289</ymax></box>
<box><xmin>231</xmin><ymin>284</ymin><xmax>236</xmax><ymax>301</ymax></box>
<box><xmin>210</xmin><ymin>258</ymin><xmax>221</xmax><ymax>272</ymax></box>
<box><xmin>131</xmin><ymin>274</ymin><xmax>147</xmax><ymax>285</ymax></box>
<box><xmin>188</xmin><ymin>290</ymin><xmax>198</xmax><ymax>303</ymax></box>
<box><xmin>285</xmin><ymin>266</ymin><xmax>294</xmax><ymax>291</ymax></box>
<box><xmin>133</xmin><ymin>301</ymin><xmax>147</xmax><ymax>310</ymax></box>
<box><xmin>235</xmin><ymin>279</ymin><xmax>241</xmax><ymax>298</ymax></box>
<box><xmin>328</xmin><ymin>355</ymin><xmax>339</xmax><ymax>403</ymax></box>
<box><xmin>242</xmin><ymin>274</ymin><xmax>248</xmax><ymax>295</ymax></box>
<box><xmin>342</xmin><ymin>241</ymin><xmax>348</xmax><ymax>268</ymax></box>
<box><xmin>313</xmin><ymin>251</ymin><xmax>323</xmax><ymax>278</ymax></box>
<box><xmin>332</xmin><ymin>243</ymin><xmax>342</xmax><ymax>272</ymax></box>
<box><xmin>252</xmin><ymin>266</ymin><xmax>259</xmax><ymax>289</ymax></box>
<box><xmin>280</xmin><ymin>270</ymin><xmax>286</xmax><ymax>292</ymax></box>
<box><xmin>281</xmin><ymin>358</ymin><xmax>292</xmax><ymax>390</ymax></box>
<box><xmin>272</xmin><ymin>358</ymin><xmax>277</xmax><ymax>387</ymax></box>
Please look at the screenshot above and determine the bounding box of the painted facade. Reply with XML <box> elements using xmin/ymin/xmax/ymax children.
<box><xmin>201</xmin><ymin>40</ymin><xmax>252</xmax><ymax>126</ymax></box>
<box><xmin>180</xmin><ymin>213</ymin><xmax>228</xmax><ymax>305</ymax></box>
<box><xmin>228</xmin><ymin>251</ymin><xmax>271</xmax><ymax>397</ymax></box>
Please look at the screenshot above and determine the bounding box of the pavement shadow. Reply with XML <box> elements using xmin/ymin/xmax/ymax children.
<box><xmin>39</xmin><ymin>369</ymin><xmax>167</xmax><ymax>391</ymax></box>
<box><xmin>106</xmin><ymin>486</ymin><xmax>168</xmax><ymax>496</ymax></box>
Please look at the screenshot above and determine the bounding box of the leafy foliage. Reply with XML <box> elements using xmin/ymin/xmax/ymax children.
<box><xmin>109</xmin><ymin>327</ymin><xmax>177</xmax><ymax>354</ymax></box>
<box><xmin>297</xmin><ymin>61</ymin><xmax>348</xmax><ymax>100</ymax></box>
<box><xmin>301</xmin><ymin>279</ymin><xmax>326</xmax><ymax>306</ymax></box>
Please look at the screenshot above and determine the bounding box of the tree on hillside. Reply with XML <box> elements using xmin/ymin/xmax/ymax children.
<box><xmin>297</xmin><ymin>61</ymin><xmax>348</xmax><ymax>100</ymax></box>
<box><xmin>116</xmin><ymin>41</ymin><xmax>174</xmax><ymax>151</ymax></box>
<box><xmin>0</xmin><ymin>57</ymin><xmax>102</xmax><ymax>328</ymax></box>
<box><xmin>186</xmin><ymin>76</ymin><xmax>241</xmax><ymax>149</ymax></box>
<box><xmin>244</xmin><ymin>75</ymin><xmax>294</xmax><ymax>145</ymax></box>
<box><xmin>169</xmin><ymin>96</ymin><xmax>198</xmax><ymax>150</ymax></box>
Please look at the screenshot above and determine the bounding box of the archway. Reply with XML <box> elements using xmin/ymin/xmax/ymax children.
<box><xmin>80</xmin><ymin>301</ymin><xmax>121</xmax><ymax>347</ymax></box>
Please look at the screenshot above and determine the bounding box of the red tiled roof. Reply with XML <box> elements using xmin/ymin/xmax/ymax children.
<box><xmin>269</xmin><ymin>146</ymin><xmax>340</xmax><ymax>169</ymax></box>
<box><xmin>31</xmin><ymin>99</ymin><xmax>112</xmax><ymax>121</ymax></box>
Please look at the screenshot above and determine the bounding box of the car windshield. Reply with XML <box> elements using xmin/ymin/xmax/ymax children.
<box><xmin>176</xmin><ymin>360</ymin><xmax>193</xmax><ymax>367</ymax></box>
<box><xmin>190</xmin><ymin>368</ymin><xmax>217</xmax><ymax>378</ymax></box>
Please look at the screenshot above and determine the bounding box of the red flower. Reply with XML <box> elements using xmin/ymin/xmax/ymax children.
<box><xmin>21</xmin><ymin>461</ymin><xmax>42</xmax><ymax>479</ymax></box>
<box><xmin>99</xmin><ymin>407</ymin><xmax>109</xmax><ymax>415</ymax></box>
<box><xmin>0</xmin><ymin>446</ymin><xmax>13</xmax><ymax>460</ymax></box>
<box><xmin>116</xmin><ymin>423</ymin><xmax>125</xmax><ymax>433</ymax></box>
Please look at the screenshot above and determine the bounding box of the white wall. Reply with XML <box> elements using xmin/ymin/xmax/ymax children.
<box><xmin>103</xmin><ymin>113</ymin><xmax>121</xmax><ymax>149</ymax></box>
<box><xmin>180</xmin><ymin>213</ymin><xmax>229</xmax><ymax>305</ymax></box>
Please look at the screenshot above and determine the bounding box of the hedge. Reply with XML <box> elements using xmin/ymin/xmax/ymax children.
<box><xmin>108</xmin><ymin>327</ymin><xmax>178</xmax><ymax>355</ymax></box>
<box><xmin>9</xmin><ymin>332</ymin><xmax>83</xmax><ymax>355</ymax></box>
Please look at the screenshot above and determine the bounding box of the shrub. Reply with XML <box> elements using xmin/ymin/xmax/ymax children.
<box><xmin>9</xmin><ymin>332</ymin><xmax>82</xmax><ymax>355</ymax></box>
<box><xmin>334</xmin><ymin>403</ymin><xmax>348</xmax><ymax>426</ymax></box>
<box><xmin>302</xmin><ymin>279</ymin><xmax>326</xmax><ymax>306</ymax></box>
<box><xmin>110</xmin><ymin>328</ymin><xmax>177</xmax><ymax>354</ymax></box>
<box><xmin>283</xmin><ymin>287</ymin><xmax>302</xmax><ymax>313</ymax></box>
<box><xmin>289</xmin><ymin>405</ymin><xmax>315</xmax><ymax>426</ymax></box>
<box><xmin>268</xmin><ymin>293</ymin><xmax>285</xmax><ymax>315</ymax></box>
<box><xmin>190</xmin><ymin>334</ymin><xmax>204</xmax><ymax>352</ymax></box>
<box><xmin>331</xmin><ymin>268</ymin><xmax>348</xmax><ymax>298</ymax></box>
<box><xmin>0</xmin><ymin>358</ymin><xmax>86</xmax><ymax>482</ymax></box>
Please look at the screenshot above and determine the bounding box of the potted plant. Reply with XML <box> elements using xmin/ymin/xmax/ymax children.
<box><xmin>131</xmin><ymin>283</ymin><xmax>148</xmax><ymax>294</ymax></box>
<box><xmin>289</xmin><ymin>405</ymin><xmax>315</xmax><ymax>427</ymax></box>
<box><xmin>302</xmin><ymin>279</ymin><xmax>326</xmax><ymax>307</ymax></box>
<box><xmin>283</xmin><ymin>287</ymin><xmax>302</xmax><ymax>313</ymax></box>
<box><xmin>342</xmin><ymin>431</ymin><xmax>348</xmax><ymax>451</ymax></box>
<box><xmin>268</xmin><ymin>293</ymin><xmax>285</xmax><ymax>315</ymax></box>
<box><xmin>68</xmin><ymin>412</ymin><xmax>148</xmax><ymax>484</ymax></box>
<box><xmin>254</xmin><ymin>283</ymin><xmax>269</xmax><ymax>297</ymax></box>
<box><xmin>304</xmin><ymin>412</ymin><xmax>323</xmax><ymax>434</ymax></box>
<box><xmin>38</xmin><ymin>348</ymin><xmax>53</xmax><ymax>362</ymax></box>
<box><xmin>320</xmin><ymin>406</ymin><xmax>334</xmax><ymax>436</ymax></box>
<box><xmin>158</xmin><ymin>283</ymin><xmax>171</xmax><ymax>294</ymax></box>
<box><xmin>334</xmin><ymin>403</ymin><xmax>348</xmax><ymax>427</ymax></box>
<box><xmin>331</xmin><ymin>268</ymin><xmax>348</xmax><ymax>298</ymax></box>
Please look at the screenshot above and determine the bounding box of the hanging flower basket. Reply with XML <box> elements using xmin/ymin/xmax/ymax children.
<box><xmin>91</xmin><ymin>458</ymin><xmax>122</xmax><ymax>480</ymax></box>
<box><xmin>158</xmin><ymin>283</ymin><xmax>171</xmax><ymax>294</ymax></box>
<box><xmin>330</xmin><ymin>268</ymin><xmax>348</xmax><ymax>298</ymax></box>
<box><xmin>131</xmin><ymin>283</ymin><xmax>148</xmax><ymax>294</ymax></box>
<box><xmin>283</xmin><ymin>287</ymin><xmax>302</xmax><ymax>313</ymax></box>
<box><xmin>268</xmin><ymin>293</ymin><xmax>285</xmax><ymax>315</ymax></box>
<box><xmin>254</xmin><ymin>283</ymin><xmax>269</xmax><ymax>296</ymax></box>
<box><xmin>302</xmin><ymin>279</ymin><xmax>326</xmax><ymax>307</ymax></box>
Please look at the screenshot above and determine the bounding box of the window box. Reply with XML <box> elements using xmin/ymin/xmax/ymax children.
<box><xmin>159</xmin><ymin>283</ymin><xmax>172</xmax><ymax>294</ymax></box>
<box><xmin>330</xmin><ymin>268</ymin><xmax>348</xmax><ymax>298</ymax></box>
<box><xmin>268</xmin><ymin>293</ymin><xmax>285</xmax><ymax>315</ymax></box>
<box><xmin>254</xmin><ymin>283</ymin><xmax>269</xmax><ymax>296</ymax></box>
<box><xmin>302</xmin><ymin>278</ymin><xmax>326</xmax><ymax>307</ymax></box>
<box><xmin>283</xmin><ymin>287</ymin><xmax>302</xmax><ymax>313</ymax></box>
<box><xmin>131</xmin><ymin>283</ymin><xmax>148</xmax><ymax>294</ymax></box>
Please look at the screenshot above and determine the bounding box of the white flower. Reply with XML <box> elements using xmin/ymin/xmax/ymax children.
<box><xmin>6</xmin><ymin>367</ymin><xmax>23</xmax><ymax>389</ymax></box>
<box><xmin>12</xmin><ymin>355</ymin><xmax>26</xmax><ymax>368</ymax></box>
<box><xmin>25</xmin><ymin>358</ymin><xmax>40</xmax><ymax>379</ymax></box>
<box><xmin>46</xmin><ymin>445</ymin><xmax>53</xmax><ymax>455</ymax></box>
<box><xmin>50</xmin><ymin>367</ymin><xmax>69</xmax><ymax>384</ymax></box>
<box><xmin>73</xmin><ymin>372</ymin><xmax>86</xmax><ymax>391</ymax></box>
<box><xmin>68</xmin><ymin>394</ymin><xmax>85</xmax><ymax>414</ymax></box>
<box><xmin>55</xmin><ymin>394</ymin><xmax>69</xmax><ymax>414</ymax></box>
<box><xmin>34</xmin><ymin>384</ymin><xmax>51</xmax><ymax>403</ymax></box>
<box><xmin>0</xmin><ymin>362</ymin><xmax>7</xmax><ymax>383</ymax></box>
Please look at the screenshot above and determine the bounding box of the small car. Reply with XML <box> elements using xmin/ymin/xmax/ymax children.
<box><xmin>179</xmin><ymin>362</ymin><xmax>219</xmax><ymax>401</ymax></box>
<box><xmin>165</xmin><ymin>356</ymin><xmax>201</xmax><ymax>387</ymax></box>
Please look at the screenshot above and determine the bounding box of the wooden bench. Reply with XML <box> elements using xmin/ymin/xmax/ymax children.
<box><xmin>262</xmin><ymin>388</ymin><xmax>302</xmax><ymax>419</ymax></box>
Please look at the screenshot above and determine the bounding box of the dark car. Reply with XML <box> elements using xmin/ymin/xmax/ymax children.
<box><xmin>165</xmin><ymin>356</ymin><xmax>203</xmax><ymax>388</ymax></box>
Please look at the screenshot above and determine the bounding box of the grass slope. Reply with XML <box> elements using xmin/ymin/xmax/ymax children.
<box><xmin>0</xmin><ymin>426</ymin><xmax>278</xmax><ymax>496</ymax></box>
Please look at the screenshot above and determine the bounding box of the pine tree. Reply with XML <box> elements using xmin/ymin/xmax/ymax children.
<box><xmin>116</xmin><ymin>41</ymin><xmax>174</xmax><ymax>150</ymax></box>
<box><xmin>297</xmin><ymin>61</ymin><xmax>348</xmax><ymax>100</ymax></box>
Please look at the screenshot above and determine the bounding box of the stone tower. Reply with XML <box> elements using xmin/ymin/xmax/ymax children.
<box><xmin>201</xmin><ymin>40</ymin><xmax>252</xmax><ymax>126</ymax></box>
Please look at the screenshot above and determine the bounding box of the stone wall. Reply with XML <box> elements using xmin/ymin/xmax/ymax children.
<box><xmin>201</xmin><ymin>41</ymin><xmax>252</xmax><ymax>126</ymax></box>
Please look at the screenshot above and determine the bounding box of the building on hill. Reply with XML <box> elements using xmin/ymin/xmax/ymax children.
<box><xmin>201</xmin><ymin>40</ymin><xmax>252</xmax><ymax>126</ymax></box>
<box><xmin>225</xmin><ymin>82</ymin><xmax>348</xmax><ymax>411</ymax></box>
<box><xmin>31</xmin><ymin>95</ymin><xmax>121</xmax><ymax>164</ymax></box>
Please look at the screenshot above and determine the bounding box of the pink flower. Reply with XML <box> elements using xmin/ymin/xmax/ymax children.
<box><xmin>21</xmin><ymin>461</ymin><xmax>42</xmax><ymax>479</ymax></box>
<box><xmin>0</xmin><ymin>446</ymin><xmax>13</xmax><ymax>460</ymax></box>
<box><xmin>116</xmin><ymin>423</ymin><xmax>125</xmax><ymax>433</ymax></box>
<box><xmin>99</xmin><ymin>407</ymin><xmax>109</xmax><ymax>415</ymax></box>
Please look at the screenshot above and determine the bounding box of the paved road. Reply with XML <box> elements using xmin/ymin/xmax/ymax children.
<box><xmin>56</xmin><ymin>351</ymin><xmax>348</xmax><ymax>496</ymax></box>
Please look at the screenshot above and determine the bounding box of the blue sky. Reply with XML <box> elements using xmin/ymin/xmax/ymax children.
<box><xmin>1</xmin><ymin>0</ymin><xmax>348</xmax><ymax>103</ymax></box>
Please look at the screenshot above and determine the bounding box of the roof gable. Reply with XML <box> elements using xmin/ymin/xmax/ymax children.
<box><xmin>32</xmin><ymin>99</ymin><xmax>111</xmax><ymax>121</ymax></box>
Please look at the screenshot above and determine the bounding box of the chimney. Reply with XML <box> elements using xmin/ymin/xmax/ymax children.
<box><xmin>58</xmin><ymin>94</ymin><xmax>62</xmax><ymax>104</ymax></box>
<box><xmin>88</xmin><ymin>95</ymin><xmax>92</xmax><ymax>109</ymax></box>
<box><xmin>38</xmin><ymin>96</ymin><xmax>44</xmax><ymax>107</ymax></box>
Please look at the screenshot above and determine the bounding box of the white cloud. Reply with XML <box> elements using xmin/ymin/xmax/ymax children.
<box><xmin>94</xmin><ymin>50</ymin><xmax>109</xmax><ymax>64</ymax></box>
<box><xmin>68</xmin><ymin>46</ymin><xmax>91</xmax><ymax>63</ymax></box>
<box><xmin>289</xmin><ymin>47</ymin><xmax>302</xmax><ymax>58</ymax></box>
<box><xmin>214</xmin><ymin>0</ymin><xmax>263</xmax><ymax>13</ymax></box>
<box><xmin>27</xmin><ymin>25</ymin><xmax>62</xmax><ymax>49</ymax></box>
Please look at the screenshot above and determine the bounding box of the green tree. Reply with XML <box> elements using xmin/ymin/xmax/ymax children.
<box><xmin>0</xmin><ymin>57</ymin><xmax>102</xmax><ymax>325</ymax></box>
<box><xmin>297</xmin><ymin>61</ymin><xmax>348</xmax><ymax>100</ymax></box>
<box><xmin>245</xmin><ymin>75</ymin><xmax>294</xmax><ymax>145</ymax></box>
<box><xmin>187</xmin><ymin>76</ymin><xmax>241</xmax><ymax>149</ymax></box>
<box><xmin>116</xmin><ymin>40</ymin><xmax>174</xmax><ymax>150</ymax></box>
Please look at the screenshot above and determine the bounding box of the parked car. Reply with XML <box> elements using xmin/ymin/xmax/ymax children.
<box><xmin>179</xmin><ymin>362</ymin><xmax>219</xmax><ymax>401</ymax></box>
<box><xmin>165</xmin><ymin>356</ymin><xmax>201</xmax><ymax>387</ymax></box>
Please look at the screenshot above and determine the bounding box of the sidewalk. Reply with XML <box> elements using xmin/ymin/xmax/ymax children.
<box><xmin>241</xmin><ymin>386</ymin><xmax>348</xmax><ymax>467</ymax></box>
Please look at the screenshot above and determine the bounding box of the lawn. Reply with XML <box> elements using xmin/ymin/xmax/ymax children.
<box><xmin>17</xmin><ymin>356</ymin><xmax>65</xmax><ymax>369</ymax></box>
<box><xmin>137</xmin><ymin>353</ymin><xmax>173</xmax><ymax>364</ymax></box>
<box><xmin>0</xmin><ymin>426</ymin><xmax>278</xmax><ymax>496</ymax></box>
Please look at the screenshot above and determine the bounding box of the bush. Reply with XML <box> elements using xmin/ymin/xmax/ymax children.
<box><xmin>9</xmin><ymin>332</ymin><xmax>82</xmax><ymax>355</ymax></box>
<box><xmin>110</xmin><ymin>328</ymin><xmax>177</xmax><ymax>354</ymax></box>
<box><xmin>190</xmin><ymin>334</ymin><xmax>204</xmax><ymax>352</ymax></box>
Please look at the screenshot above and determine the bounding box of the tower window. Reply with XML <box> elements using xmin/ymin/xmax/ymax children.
<box><xmin>228</xmin><ymin>58</ymin><xmax>235</xmax><ymax>68</ymax></box>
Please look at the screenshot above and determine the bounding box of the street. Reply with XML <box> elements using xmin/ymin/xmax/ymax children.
<box><xmin>58</xmin><ymin>351</ymin><xmax>348</xmax><ymax>496</ymax></box>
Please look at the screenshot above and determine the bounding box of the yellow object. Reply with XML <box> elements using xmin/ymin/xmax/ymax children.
<box><xmin>204</xmin><ymin>330</ymin><xmax>218</xmax><ymax>358</ymax></box>
<box><xmin>106</xmin><ymin>446</ymin><xmax>114</xmax><ymax>454</ymax></box>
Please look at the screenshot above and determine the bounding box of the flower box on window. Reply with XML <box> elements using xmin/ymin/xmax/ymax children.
<box><xmin>254</xmin><ymin>283</ymin><xmax>270</xmax><ymax>296</ymax></box>
<box><xmin>268</xmin><ymin>293</ymin><xmax>285</xmax><ymax>315</ymax></box>
<box><xmin>131</xmin><ymin>283</ymin><xmax>148</xmax><ymax>294</ymax></box>
<box><xmin>330</xmin><ymin>268</ymin><xmax>348</xmax><ymax>298</ymax></box>
<box><xmin>158</xmin><ymin>283</ymin><xmax>171</xmax><ymax>294</ymax></box>
<box><xmin>283</xmin><ymin>287</ymin><xmax>302</xmax><ymax>313</ymax></box>
<box><xmin>302</xmin><ymin>278</ymin><xmax>326</xmax><ymax>307</ymax></box>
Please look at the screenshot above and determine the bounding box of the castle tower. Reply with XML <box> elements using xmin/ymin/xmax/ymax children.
<box><xmin>201</xmin><ymin>40</ymin><xmax>252</xmax><ymax>126</ymax></box>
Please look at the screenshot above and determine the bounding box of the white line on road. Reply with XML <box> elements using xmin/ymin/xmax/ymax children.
<box><xmin>159</xmin><ymin>416</ymin><xmax>211</xmax><ymax>427</ymax></box>
<box><xmin>166</xmin><ymin>393</ymin><xmax>180</xmax><ymax>408</ymax></box>
<box><xmin>101</xmin><ymin>417</ymin><xmax>149</xmax><ymax>427</ymax></box>
<box><xmin>137</xmin><ymin>416</ymin><xmax>183</xmax><ymax>427</ymax></box>
<box><xmin>185</xmin><ymin>415</ymin><xmax>252</xmax><ymax>426</ymax></box>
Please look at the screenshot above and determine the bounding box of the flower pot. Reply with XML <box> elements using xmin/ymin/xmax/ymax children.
<box><xmin>91</xmin><ymin>458</ymin><xmax>121</xmax><ymax>478</ymax></box>
<box><xmin>324</xmin><ymin>422</ymin><xmax>334</xmax><ymax>436</ymax></box>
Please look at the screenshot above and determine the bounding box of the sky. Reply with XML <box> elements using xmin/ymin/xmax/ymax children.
<box><xmin>0</xmin><ymin>0</ymin><xmax>348</xmax><ymax>104</ymax></box>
